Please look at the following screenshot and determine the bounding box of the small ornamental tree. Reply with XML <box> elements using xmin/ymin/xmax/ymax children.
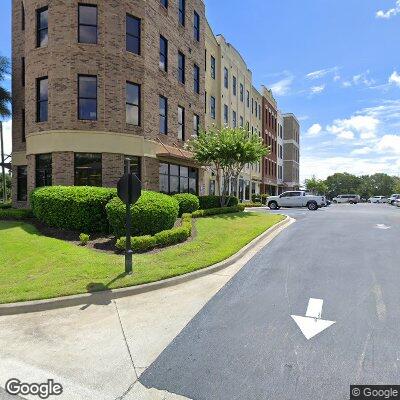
<box><xmin>188</xmin><ymin>126</ymin><xmax>268</xmax><ymax>206</ymax></box>
<box><xmin>305</xmin><ymin>175</ymin><xmax>328</xmax><ymax>195</ymax></box>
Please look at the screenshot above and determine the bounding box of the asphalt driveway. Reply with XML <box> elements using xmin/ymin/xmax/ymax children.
<box><xmin>141</xmin><ymin>204</ymin><xmax>400</xmax><ymax>400</ymax></box>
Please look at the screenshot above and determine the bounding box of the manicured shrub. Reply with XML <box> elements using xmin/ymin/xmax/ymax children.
<box><xmin>116</xmin><ymin>235</ymin><xmax>158</xmax><ymax>253</ymax></box>
<box><xmin>0</xmin><ymin>208</ymin><xmax>33</xmax><ymax>220</ymax></box>
<box><xmin>261</xmin><ymin>194</ymin><xmax>270</xmax><ymax>205</ymax></box>
<box><xmin>173</xmin><ymin>193</ymin><xmax>200</xmax><ymax>216</ymax></box>
<box><xmin>106</xmin><ymin>191</ymin><xmax>179</xmax><ymax>237</ymax></box>
<box><xmin>115</xmin><ymin>214</ymin><xmax>193</xmax><ymax>253</ymax></box>
<box><xmin>252</xmin><ymin>194</ymin><xmax>262</xmax><ymax>203</ymax></box>
<box><xmin>240</xmin><ymin>202</ymin><xmax>263</xmax><ymax>208</ymax></box>
<box><xmin>192</xmin><ymin>205</ymin><xmax>245</xmax><ymax>218</ymax></box>
<box><xmin>198</xmin><ymin>195</ymin><xmax>238</xmax><ymax>209</ymax></box>
<box><xmin>79</xmin><ymin>233</ymin><xmax>90</xmax><ymax>246</ymax></box>
<box><xmin>30</xmin><ymin>186</ymin><xmax>117</xmax><ymax>233</ymax></box>
<box><xmin>0</xmin><ymin>202</ymin><xmax>12</xmax><ymax>210</ymax></box>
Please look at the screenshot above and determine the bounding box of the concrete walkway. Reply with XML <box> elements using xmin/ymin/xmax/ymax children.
<box><xmin>0</xmin><ymin>220</ymin><xmax>292</xmax><ymax>400</ymax></box>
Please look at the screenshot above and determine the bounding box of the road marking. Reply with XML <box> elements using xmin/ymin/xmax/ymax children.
<box><xmin>376</xmin><ymin>224</ymin><xmax>391</xmax><ymax>230</ymax></box>
<box><xmin>291</xmin><ymin>298</ymin><xmax>336</xmax><ymax>340</ymax></box>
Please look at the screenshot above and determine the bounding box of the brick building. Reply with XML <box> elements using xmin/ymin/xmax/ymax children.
<box><xmin>11</xmin><ymin>0</ymin><xmax>205</xmax><ymax>207</ymax></box>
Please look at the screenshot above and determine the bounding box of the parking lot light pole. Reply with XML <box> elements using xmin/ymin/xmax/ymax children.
<box><xmin>124</xmin><ymin>158</ymin><xmax>133</xmax><ymax>275</ymax></box>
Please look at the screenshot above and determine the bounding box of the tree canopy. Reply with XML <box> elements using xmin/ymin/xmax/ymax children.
<box><xmin>0</xmin><ymin>56</ymin><xmax>11</xmax><ymax>118</ymax></box>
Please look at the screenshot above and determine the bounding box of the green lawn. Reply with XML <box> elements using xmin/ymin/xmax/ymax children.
<box><xmin>0</xmin><ymin>212</ymin><xmax>284</xmax><ymax>304</ymax></box>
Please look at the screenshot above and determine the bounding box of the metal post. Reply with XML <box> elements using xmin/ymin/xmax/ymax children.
<box><xmin>124</xmin><ymin>158</ymin><xmax>133</xmax><ymax>275</ymax></box>
<box><xmin>0</xmin><ymin>121</ymin><xmax>7</xmax><ymax>203</ymax></box>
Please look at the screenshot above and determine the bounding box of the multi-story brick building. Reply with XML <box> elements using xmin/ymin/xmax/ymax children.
<box><xmin>283</xmin><ymin>113</ymin><xmax>300</xmax><ymax>190</ymax></box>
<box><xmin>11</xmin><ymin>0</ymin><xmax>205</xmax><ymax>207</ymax></box>
<box><xmin>203</xmin><ymin>30</ymin><xmax>262</xmax><ymax>200</ymax></box>
<box><xmin>261</xmin><ymin>86</ymin><xmax>278</xmax><ymax>195</ymax></box>
<box><xmin>276</xmin><ymin>110</ymin><xmax>284</xmax><ymax>194</ymax></box>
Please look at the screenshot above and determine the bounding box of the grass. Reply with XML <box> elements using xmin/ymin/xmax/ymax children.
<box><xmin>0</xmin><ymin>212</ymin><xmax>284</xmax><ymax>304</ymax></box>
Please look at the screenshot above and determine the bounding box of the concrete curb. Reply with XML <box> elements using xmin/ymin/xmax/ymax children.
<box><xmin>0</xmin><ymin>216</ymin><xmax>292</xmax><ymax>316</ymax></box>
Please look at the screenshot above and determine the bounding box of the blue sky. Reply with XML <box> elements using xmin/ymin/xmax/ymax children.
<box><xmin>1</xmin><ymin>1</ymin><xmax>399</xmax><ymax>182</ymax></box>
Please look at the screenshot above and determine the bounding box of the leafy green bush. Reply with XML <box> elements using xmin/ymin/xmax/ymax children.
<box><xmin>261</xmin><ymin>194</ymin><xmax>270</xmax><ymax>205</ymax></box>
<box><xmin>192</xmin><ymin>205</ymin><xmax>245</xmax><ymax>218</ymax></box>
<box><xmin>106</xmin><ymin>191</ymin><xmax>179</xmax><ymax>237</ymax></box>
<box><xmin>198</xmin><ymin>195</ymin><xmax>238</xmax><ymax>209</ymax></box>
<box><xmin>79</xmin><ymin>233</ymin><xmax>90</xmax><ymax>246</ymax></box>
<box><xmin>116</xmin><ymin>235</ymin><xmax>158</xmax><ymax>253</ymax></box>
<box><xmin>252</xmin><ymin>194</ymin><xmax>262</xmax><ymax>203</ymax></box>
<box><xmin>173</xmin><ymin>193</ymin><xmax>200</xmax><ymax>216</ymax></box>
<box><xmin>0</xmin><ymin>202</ymin><xmax>12</xmax><ymax>210</ymax></box>
<box><xmin>30</xmin><ymin>186</ymin><xmax>117</xmax><ymax>233</ymax></box>
<box><xmin>115</xmin><ymin>213</ymin><xmax>193</xmax><ymax>253</ymax></box>
<box><xmin>0</xmin><ymin>208</ymin><xmax>33</xmax><ymax>220</ymax></box>
<box><xmin>240</xmin><ymin>202</ymin><xmax>263</xmax><ymax>208</ymax></box>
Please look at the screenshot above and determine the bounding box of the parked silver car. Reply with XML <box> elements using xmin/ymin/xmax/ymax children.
<box><xmin>387</xmin><ymin>194</ymin><xmax>400</xmax><ymax>205</ymax></box>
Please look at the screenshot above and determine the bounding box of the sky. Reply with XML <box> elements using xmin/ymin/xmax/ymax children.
<box><xmin>1</xmin><ymin>1</ymin><xmax>399</xmax><ymax>183</ymax></box>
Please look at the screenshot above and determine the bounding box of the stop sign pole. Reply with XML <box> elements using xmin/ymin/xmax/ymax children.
<box><xmin>117</xmin><ymin>159</ymin><xmax>142</xmax><ymax>275</ymax></box>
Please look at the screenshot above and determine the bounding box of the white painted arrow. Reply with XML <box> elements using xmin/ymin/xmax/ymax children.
<box><xmin>376</xmin><ymin>224</ymin><xmax>391</xmax><ymax>230</ymax></box>
<box><xmin>291</xmin><ymin>298</ymin><xmax>336</xmax><ymax>340</ymax></box>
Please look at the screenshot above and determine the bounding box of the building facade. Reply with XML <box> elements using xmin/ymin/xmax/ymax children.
<box><xmin>276</xmin><ymin>110</ymin><xmax>284</xmax><ymax>194</ymax></box>
<box><xmin>261</xmin><ymin>86</ymin><xmax>278</xmax><ymax>195</ymax></box>
<box><xmin>11</xmin><ymin>0</ymin><xmax>206</xmax><ymax>207</ymax></box>
<box><xmin>282</xmin><ymin>113</ymin><xmax>300</xmax><ymax>190</ymax></box>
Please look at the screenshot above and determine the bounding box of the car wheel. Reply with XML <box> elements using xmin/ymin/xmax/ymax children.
<box><xmin>391</xmin><ymin>201</ymin><xmax>395</xmax><ymax>205</ymax></box>
<box><xmin>268</xmin><ymin>201</ymin><xmax>278</xmax><ymax>210</ymax></box>
<box><xmin>307</xmin><ymin>201</ymin><xmax>318</xmax><ymax>211</ymax></box>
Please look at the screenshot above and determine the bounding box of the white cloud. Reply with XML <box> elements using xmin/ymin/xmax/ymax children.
<box><xmin>326</xmin><ymin>115</ymin><xmax>379</xmax><ymax>141</ymax></box>
<box><xmin>269</xmin><ymin>74</ymin><xmax>294</xmax><ymax>96</ymax></box>
<box><xmin>389</xmin><ymin>71</ymin><xmax>400</xmax><ymax>86</ymax></box>
<box><xmin>351</xmin><ymin>147</ymin><xmax>373</xmax><ymax>155</ymax></box>
<box><xmin>333</xmin><ymin>74</ymin><xmax>341</xmax><ymax>82</ymax></box>
<box><xmin>306</xmin><ymin>123</ymin><xmax>322</xmax><ymax>137</ymax></box>
<box><xmin>306</xmin><ymin>67</ymin><xmax>339</xmax><ymax>80</ymax></box>
<box><xmin>310</xmin><ymin>85</ymin><xmax>325</xmax><ymax>94</ymax></box>
<box><xmin>343</xmin><ymin>71</ymin><xmax>375</xmax><ymax>88</ymax></box>
<box><xmin>376</xmin><ymin>0</ymin><xmax>400</xmax><ymax>18</ymax></box>
<box><xmin>376</xmin><ymin>134</ymin><xmax>400</xmax><ymax>155</ymax></box>
<box><xmin>1</xmin><ymin>120</ymin><xmax>12</xmax><ymax>156</ymax></box>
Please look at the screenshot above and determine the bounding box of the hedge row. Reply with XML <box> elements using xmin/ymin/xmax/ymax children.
<box><xmin>198</xmin><ymin>195</ymin><xmax>238</xmax><ymax>210</ymax></box>
<box><xmin>0</xmin><ymin>208</ymin><xmax>33</xmax><ymax>220</ymax></box>
<box><xmin>106</xmin><ymin>191</ymin><xmax>179</xmax><ymax>237</ymax></box>
<box><xmin>31</xmin><ymin>186</ymin><xmax>117</xmax><ymax>233</ymax></box>
<box><xmin>192</xmin><ymin>205</ymin><xmax>245</xmax><ymax>218</ymax></box>
<box><xmin>0</xmin><ymin>202</ymin><xmax>12</xmax><ymax>210</ymax></box>
<box><xmin>240</xmin><ymin>202</ymin><xmax>264</xmax><ymax>208</ymax></box>
<box><xmin>116</xmin><ymin>213</ymin><xmax>193</xmax><ymax>253</ymax></box>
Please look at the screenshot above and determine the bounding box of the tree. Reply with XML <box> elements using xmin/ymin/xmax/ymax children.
<box><xmin>0</xmin><ymin>172</ymin><xmax>11</xmax><ymax>200</ymax></box>
<box><xmin>0</xmin><ymin>56</ymin><xmax>11</xmax><ymax>118</ymax></box>
<box><xmin>188</xmin><ymin>126</ymin><xmax>268</xmax><ymax>205</ymax></box>
<box><xmin>305</xmin><ymin>175</ymin><xmax>328</xmax><ymax>195</ymax></box>
<box><xmin>366</xmin><ymin>173</ymin><xmax>396</xmax><ymax>197</ymax></box>
<box><xmin>325</xmin><ymin>173</ymin><xmax>361</xmax><ymax>199</ymax></box>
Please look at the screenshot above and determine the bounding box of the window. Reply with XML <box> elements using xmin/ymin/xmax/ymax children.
<box><xmin>126</xmin><ymin>82</ymin><xmax>140</xmax><ymax>126</ymax></box>
<box><xmin>159</xmin><ymin>95</ymin><xmax>168</xmax><ymax>134</ymax></box>
<box><xmin>246</xmin><ymin>90</ymin><xmax>250</xmax><ymax>107</ymax></box>
<box><xmin>259</xmin><ymin>105</ymin><xmax>261</xmax><ymax>120</ymax></box>
<box><xmin>240</xmin><ymin>83</ymin><xmax>244</xmax><ymax>102</ymax></box>
<box><xmin>233</xmin><ymin>76</ymin><xmax>237</xmax><ymax>96</ymax></box>
<box><xmin>125</xmin><ymin>156</ymin><xmax>141</xmax><ymax>181</ymax></box>
<box><xmin>178</xmin><ymin>106</ymin><xmax>185</xmax><ymax>140</ymax></box>
<box><xmin>211</xmin><ymin>56</ymin><xmax>215</xmax><ymax>79</ymax></box>
<box><xmin>232</xmin><ymin>110</ymin><xmax>237</xmax><ymax>128</ymax></box>
<box><xmin>78</xmin><ymin>4</ymin><xmax>97</xmax><ymax>44</ymax></box>
<box><xmin>160</xmin><ymin>0</ymin><xmax>168</xmax><ymax>8</ymax></box>
<box><xmin>178</xmin><ymin>0</ymin><xmax>185</xmax><ymax>26</ymax></box>
<box><xmin>36</xmin><ymin>7</ymin><xmax>48</xmax><ymax>47</ymax></box>
<box><xmin>223</xmin><ymin>104</ymin><xmax>228</xmax><ymax>125</ymax></box>
<box><xmin>159</xmin><ymin>35</ymin><xmax>168</xmax><ymax>71</ymax></box>
<box><xmin>21</xmin><ymin>2</ymin><xmax>25</xmax><ymax>30</ymax></box>
<box><xmin>210</xmin><ymin>96</ymin><xmax>216</xmax><ymax>119</ymax></box>
<box><xmin>193</xmin><ymin>114</ymin><xmax>200</xmax><ymax>137</ymax></box>
<box><xmin>240</xmin><ymin>116</ymin><xmax>244</xmax><ymax>128</ymax></box>
<box><xmin>255</xmin><ymin>101</ymin><xmax>258</xmax><ymax>117</ymax></box>
<box><xmin>159</xmin><ymin>163</ymin><xmax>198</xmax><ymax>195</ymax></box>
<box><xmin>178</xmin><ymin>51</ymin><xmax>185</xmax><ymax>84</ymax></box>
<box><xmin>36</xmin><ymin>77</ymin><xmax>48</xmax><ymax>122</ymax></box>
<box><xmin>193</xmin><ymin>64</ymin><xmax>200</xmax><ymax>94</ymax></box>
<box><xmin>126</xmin><ymin>14</ymin><xmax>141</xmax><ymax>54</ymax></box>
<box><xmin>17</xmin><ymin>166</ymin><xmax>27</xmax><ymax>201</ymax></box>
<box><xmin>224</xmin><ymin>67</ymin><xmax>228</xmax><ymax>89</ymax></box>
<box><xmin>74</xmin><ymin>153</ymin><xmax>102</xmax><ymax>186</ymax></box>
<box><xmin>78</xmin><ymin>75</ymin><xmax>97</xmax><ymax>120</ymax></box>
<box><xmin>36</xmin><ymin>154</ymin><xmax>52</xmax><ymax>187</ymax></box>
<box><xmin>193</xmin><ymin>11</ymin><xmax>200</xmax><ymax>41</ymax></box>
<box><xmin>22</xmin><ymin>109</ymin><xmax>25</xmax><ymax>142</ymax></box>
<box><xmin>21</xmin><ymin>57</ymin><xmax>25</xmax><ymax>86</ymax></box>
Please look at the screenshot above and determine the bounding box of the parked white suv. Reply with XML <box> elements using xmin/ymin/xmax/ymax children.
<box><xmin>332</xmin><ymin>194</ymin><xmax>360</xmax><ymax>204</ymax></box>
<box><xmin>267</xmin><ymin>191</ymin><xmax>325</xmax><ymax>211</ymax></box>
<box><xmin>368</xmin><ymin>196</ymin><xmax>387</xmax><ymax>203</ymax></box>
<box><xmin>387</xmin><ymin>194</ymin><xmax>400</xmax><ymax>205</ymax></box>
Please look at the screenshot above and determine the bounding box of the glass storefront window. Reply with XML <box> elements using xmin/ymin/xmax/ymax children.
<box><xmin>159</xmin><ymin>162</ymin><xmax>198</xmax><ymax>195</ymax></box>
<box><xmin>74</xmin><ymin>153</ymin><xmax>102</xmax><ymax>186</ymax></box>
<box><xmin>36</xmin><ymin>153</ymin><xmax>52</xmax><ymax>187</ymax></box>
